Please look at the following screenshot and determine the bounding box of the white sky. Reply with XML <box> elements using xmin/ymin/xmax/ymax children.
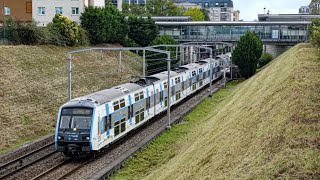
<box><xmin>233</xmin><ymin>0</ymin><xmax>311</xmax><ymax>21</ymax></box>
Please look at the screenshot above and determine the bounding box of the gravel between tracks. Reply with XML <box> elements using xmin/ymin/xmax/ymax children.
<box><xmin>0</xmin><ymin>135</ymin><xmax>54</xmax><ymax>165</ymax></box>
<box><xmin>63</xmin><ymin>82</ymin><xmax>223</xmax><ymax>180</ymax></box>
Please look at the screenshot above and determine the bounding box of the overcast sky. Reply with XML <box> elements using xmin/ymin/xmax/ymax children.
<box><xmin>233</xmin><ymin>0</ymin><xmax>311</xmax><ymax>21</ymax></box>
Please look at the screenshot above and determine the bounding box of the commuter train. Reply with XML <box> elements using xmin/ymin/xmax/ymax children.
<box><xmin>55</xmin><ymin>56</ymin><xmax>228</xmax><ymax>158</ymax></box>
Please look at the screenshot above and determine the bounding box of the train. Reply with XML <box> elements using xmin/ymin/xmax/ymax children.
<box><xmin>55</xmin><ymin>56</ymin><xmax>229</xmax><ymax>158</ymax></box>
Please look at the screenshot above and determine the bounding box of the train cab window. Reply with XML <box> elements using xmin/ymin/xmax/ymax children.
<box><xmin>113</xmin><ymin>101</ymin><xmax>120</xmax><ymax>111</ymax></box>
<box><xmin>59</xmin><ymin>108</ymin><xmax>92</xmax><ymax>130</ymax></box>
<box><xmin>120</xmin><ymin>99</ymin><xmax>125</xmax><ymax>108</ymax></box>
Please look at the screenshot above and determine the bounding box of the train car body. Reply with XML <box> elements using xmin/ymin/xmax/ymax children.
<box><xmin>55</xmin><ymin>58</ymin><xmax>224</xmax><ymax>158</ymax></box>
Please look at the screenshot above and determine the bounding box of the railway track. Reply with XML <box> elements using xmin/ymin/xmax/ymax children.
<box><xmin>0</xmin><ymin>77</ymin><xmax>226</xmax><ymax>180</ymax></box>
<box><xmin>0</xmin><ymin>142</ymin><xmax>56</xmax><ymax>179</ymax></box>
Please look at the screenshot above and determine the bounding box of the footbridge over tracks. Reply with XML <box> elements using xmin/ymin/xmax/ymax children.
<box><xmin>156</xmin><ymin>21</ymin><xmax>309</xmax><ymax>46</ymax></box>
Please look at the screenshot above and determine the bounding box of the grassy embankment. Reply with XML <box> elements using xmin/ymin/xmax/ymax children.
<box><xmin>0</xmin><ymin>45</ymin><xmax>142</xmax><ymax>153</ymax></box>
<box><xmin>111</xmin><ymin>43</ymin><xmax>320</xmax><ymax>179</ymax></box>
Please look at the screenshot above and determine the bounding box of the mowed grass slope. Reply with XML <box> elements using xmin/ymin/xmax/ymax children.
<box><xmin>111</xmin><ymin>43</ymin><xmax>320</xmax><ymax>179</ymax></box>
<box><xmin>0</xmin><ymin>45</ymin><xmax>142</xmax><ymax>152</ymax></box>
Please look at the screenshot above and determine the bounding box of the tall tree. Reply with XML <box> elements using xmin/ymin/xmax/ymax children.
<box><xmin>146</xmin><ymin>0</ymin><xmax>181</xmax><ymax>16</ymax></box>
<box><xmin>183</xmin><ymin>8</ymin><xmax>205</xmax><ymax>21</ymax></box>
<box><xmin>310</xmin><ymin>0</ymin><xmax>320</xmax><ymax>14</ymax></box>
<box><xmin>201</xmin><ymin>9</ymin><xmax>210</xmax><ymax>21</ymax></box>
<box><xmin>80</xmin><ymin>5</ymin><xmax>128</xmax><ymax>44</ymax></box>
<box><xmin>128</xmin><ymin>16</ymin><xmax>158</xmax><ymax>47</ymax></box>
<box><xmin>232</xmin><ymin>31</ymin><xmax>263</xmax><ymax>79</ymax></box>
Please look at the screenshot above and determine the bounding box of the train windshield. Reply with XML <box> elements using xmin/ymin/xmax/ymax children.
<box><xmin>59</xmin><ymin>108</ymin><xmax>93</xmax><ymax>130</ymax></box>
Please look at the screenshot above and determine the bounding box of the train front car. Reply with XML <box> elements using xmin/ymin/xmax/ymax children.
<box><xmin>55</xmin><ymin>101</ymin><xmax>95</xmax><ymax>158</ymax></box>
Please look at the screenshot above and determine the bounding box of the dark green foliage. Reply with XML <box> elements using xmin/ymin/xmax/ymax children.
<box><xmin>121</xmin><ymin>37</ymin><xmax>139</xmax><ymax>47</ymax></box>
<box><xmin>258</xmin><ymin>53</ymin><xmax>273</xmax><ymax>68</ymax></box>
<box><xmin>128</xmin><ymin>16</ymin><xmax>158</xmax><ymax>47</ymax></box>
<box><xmin>309</xmin><ymin>18</ymin><xmax>320</xmax><ymax>47</ymax></box>
<box><xmin>200</xmin><ymin>9</ymin><xmax>210</xmax><ymax>21</ymax></box>
<box><xmin>80</xmin><ymin>5</ymin><xmax>128</xmax><ymax>44</ymax></box>
<box><xmin>232</xmin><ymin>30</ymin><xmax>263</xmax><ymax>78</ymax></box>
<box><xmin>6</xmin><ymin>19</ymin><xmax>46</xmax><ymax>45</ymax></box>
<box><xmin>147</xmin><ymin>34</ymin><xmax>178</xmax><ymax>73</ymax></box>
<box><xmin>48</xmin><ymin>14</ymin><xmax>89</xmax><ymax>46</ymax></box>
<box><xmin>146</xmin><ymin>0</ymin><xmax>181</xmax><ymax>16</ymax></box>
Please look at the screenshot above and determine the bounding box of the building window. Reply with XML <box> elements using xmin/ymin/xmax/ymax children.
<box><xmin>26</xmin><ymin>2</ymin><xmax>32</xmax><ymax>13</ymax></box>
<box><xmin>4</xmin><ymin>7</ymin><xmax>10</xmax><ymax>15</ymax></box>
<box><xmin>38</xmin><ymin>7</ymin><xmax>45</xmax><ymax>15</ymax></box>
<box><xmin>72</xmin><ymin>7</ymin><xmax>79</xmax><ymax>15</ymax></box>
<box><xmin>55</xmin><ymin>7</ymin><xmax>63</xmax><ymax>14</ymax></box>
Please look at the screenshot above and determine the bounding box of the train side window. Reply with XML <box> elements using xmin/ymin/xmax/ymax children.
<box><xmin>176</xmin><ymin>90</ymin><xmax>181</xmax><ymax>100</ymax></box>
<box><xmin>160</xmin><ymin>91</ymin><xmax>164</xmax><ymax>102</ymax></box>
<box><xmin>192</xmin><ymin>71</ymin><xmax>196</xmax><ymax>76</ymax></box>
<box><xmin>164</xmin><ymin>97</ymin><xmax>168</xmax><ymax>107</ymax></box>
<box><xmin>141</xmin><ymin>109</ymin><xmax>145</xmax><ymax>121</ymax></box>
<box><xmin>120</xmin><ymin>118</ymin><xmax>126</xmax><ymax>133</ymax></box>
<box><xmin>135</xmin><ymin>111</ymin><xmax>140</xmax><ymax>123</ymax></box>
<box><xmin>128</xmin><ymin>106</ymin><xmax>131</xmax><ymax>119</ymax></box>
<box><xmin>134</xmin><ymin>93</ymin><xmax>139</xmax><ymax>101</ymax></box>
<box><xmin>164</xmin><ymin>82</ymin><xmax>168</xmax><ymax>89</ymax></box>
<box><xmin>146</xmin><ymin>97</ymin><xmax>151</xmax><ymax>109</ymax></box>
<box><xmin>120</xmin><ymin>99</ymin><xmax>125</xmax><ymax>108</ymax></box>
<box><xmin>114</xmin><ymin>121</ymin><xmax>120</xmax><ymax>136</ymax></box>
<box><xmin>113</xmin><ymin>101</ymin><xmax>120</xmax><ymax>111</ymax></box>
<box><xmin>182</xmin><ymin>81</ymin><xmax>185</xmax><ymax>91</ymax></box>
<box><xmin>139</xmin><ymin>91</ymin><xmax>144</xmax><ymax>99</ymax></box>
<box><xmin>104</xmin><ymin>115</ymin><xmax>111</xmax><ymax>132</ymax></box>
<box><xmin>189</xmin><ymin>78</ymin><xmax>192</xmax><ymax>87</ymax></box>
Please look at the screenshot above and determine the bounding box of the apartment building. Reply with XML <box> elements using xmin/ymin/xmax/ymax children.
<box><xmin>175</xmin><ymin>0</ymin><xmax>238</xmax><ymax>21</ymax></box>
<box><xmin>0</xmin><ymin>0</ymin><xmax>32</xmax><ymax>22</ymax></box>
<box><xmin>233</xmin><ymin>10</ymin><xmax>240</xmax><ymax>21</ymax></box>
<box><xmin>1</xmin><ymin>0</ymin><xmax>105</xmax><ymax>26</ymax></box>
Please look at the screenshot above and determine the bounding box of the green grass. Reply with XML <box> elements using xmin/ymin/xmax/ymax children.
<box><xmin>110</xmin><ymin>43</ymin><xmax>320</xmax><ymax>179</ymax></box>
<box><xmin>0</xmin><ymin>45</ymin><xmax>142</xmax><ymax>153</ymax></box>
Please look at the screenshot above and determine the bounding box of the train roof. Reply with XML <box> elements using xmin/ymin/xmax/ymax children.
<box><xmin>72</xmin><ymin>83</ymin><xmax>144</xmax><ymax>105</ymax></box>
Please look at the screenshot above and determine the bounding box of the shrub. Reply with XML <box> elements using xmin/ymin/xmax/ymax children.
<box><xmin>128</xmin><ymin>16</ymin><xmax>158</xmax><ymax>47</ymax></box>
<box><xmin>16</xmin><ymin>23</ymin><xmax>47</xmax><ymax>45</ymax></box>
<box><xmin>232</xmin><ymin>30</ymin><xmax>263</xmax><ymax>79</ymax></box>
<box><xmin>80</xmin><ymin>5</ymin><xmax>128</xmax><ymax>44</ymax></box>
<box><xmin>48</xmin><ymin>14</ymin><xmax>89</xmax><ymax>46</ymax></box>
<box><xmin>258</xmin><ymin>53</ymin><xmax>273</xmax><ymax>68</ymax></box>
<box><xmin>121</xmin><ymin>37</ymin><xmax>139</xmax><ymax>47</ymax></box>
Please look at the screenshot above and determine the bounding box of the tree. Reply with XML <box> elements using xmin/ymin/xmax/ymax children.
<box><xmin>148</xmin><ymin>34</ymin><xmax>178</xmax><ymax>73</ymax></box>
<box><xmin>232</xmin><ymin>31</ymin><xmax>263</xmax><ymax>78</ymax></box>
<box><xmin>128</xmin><ymin>16</ymin><xmax>158</xmax><ymax>47</ymax></box>
<box><xmin>258</xmin><ymin>53</ymin><xmax>273</xmax><ymax>68</ymax></box>
<box><xmin>183</xmin><ymin>8</ymin><xmax>205</xmax><ymax>21</ymax></box>
<box><xmin>311</xmin><ymin>26</ymin><xmax>320</xmax><ymax>48</ymax></box>
<box><xmin>310</xmin><ymin>0</ymin><xmax>320</xmax><ymax>14</ymax></box>
<box><xmin>80</xmin><ymin>5</ymin><xmax>128</xmax><ymax>44</ymax></box>
<box><xmin>146</xmin><ymin>0</ymin><xmax>181</xmax><ymax>16</ymax></box>
<box><xmin>48</xmin><ymin>14</ymin><xmax>89</xmax><ymax>46</ymax></box>
<box><xmin>200</xmin><ymin>9</ymin><xmax>210</xmax><ymax>21</ymax></box>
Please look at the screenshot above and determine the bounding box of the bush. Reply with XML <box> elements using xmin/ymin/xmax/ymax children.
<box><xmin>128</xmin><ymin>16</ymin><xmax>158</xmax><ymax>47</ymax></box>
<box><xmin>16</xmin><ymin>23</ymin><xmax>47</xmax><ymax>45</ymax></box>
<box><xmin>48</xmin><ymin>14</ymin><xmax>89</xmax><ymax>46</ymax></box>
<box><xmin>80</xmin><ymin>5</ymin><xmax>128</xmax><ymax>44</ymax></box>
<box><xmin>121</xmin><ymin>37</ymin><xmax>139</xmax><ymax>47</ymax></box>
<box><xmin>258</xmin><ymin>53</ymin><xmax>273</xmax><ymax>68</ymax></box>
<box><xmin>232</xmin><ymin>30</ymin><xmax>263</xmax><ymax>79</ymax></box>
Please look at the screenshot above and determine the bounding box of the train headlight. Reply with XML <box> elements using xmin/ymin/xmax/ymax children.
<box><xmin>58</xmin><ymin>136</ymin><xmax>61</xmax><ymax>140</ymax></box>
<box><xmin>86</xmin><ymin>136</ymin><xmax>90</xmax><ymax>140</ymax></box>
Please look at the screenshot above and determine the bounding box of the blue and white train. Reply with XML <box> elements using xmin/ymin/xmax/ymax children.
<box><xmin>55</xmin><ymin>57</ymin><xmax>225</xmax><ymax>158</ymax></box>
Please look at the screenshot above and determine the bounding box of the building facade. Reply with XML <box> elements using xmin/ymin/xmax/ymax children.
<box><xmin>0</xmin><ymin>0</ymin><xmax>32</xmax><ymax>22</ymax></box>
<box><xmin>299</xmin><ymin>6</ymin><xmax>310</xmax><ymax>14</ymax></box>
<box><xmin>232</xmin><ymin>10</ymin><xmax>240</xmax><ymax>21</ymax></box>
<box><xmin>309</xmin><ymin>0</ymin><xmax>320</xmax><ymax>14</ymax></box>
<box><xmin>175</xmin><ymin>0</ymin><xmax>236</xmax><ymax>22</ymax></box>
<box><xmin>32</xmin><ymin>0</ymin><xmax>89</xmax><ymax>26</ymax></box>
